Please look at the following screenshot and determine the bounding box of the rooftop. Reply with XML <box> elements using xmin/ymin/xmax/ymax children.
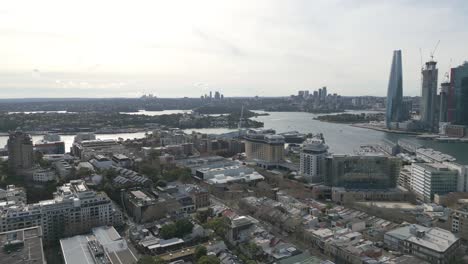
<box><xmin>386</xmin><ymin>224</ymin><xmax>459</xmax><ymax>252</ymax></box>
<box><xmin>0</xmin><ymin>226</ymin><xmax>46</xmax><ymax>264</ymax></box>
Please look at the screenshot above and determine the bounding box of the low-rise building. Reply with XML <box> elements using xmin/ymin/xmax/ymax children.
<box><xmin>195</xmin><ymin>165</ymin><xmax>264</xmax><ymax>185</ymax></box>
<box><xmin>60</xmin><ymin>226</ymin><xmax>138</xmax><ymax>264</ymax></box>
<box><xmin>112</xmin><ymin>154</ymin><xmax>132</xmax><ymax>168</ymax></box>
<box><xmin>0</xmin><ymin>185</ymin><xmax>27</xmax><ymax>204</ymax></box>
<box><xmin>54</xmin><ymin>159</ymin><xmax>73</xmax><ymax>179</ymax></box>
<box><xmin>384</xmin><ymin>224</ymin><xmax>461</xmax><ymax>263</ymax></box>
<box><xmin>0</xmin><ymin>226</ymin><xmax>46</xmax><ymax>264</ymax></box>
<box><xmin>33</xmin><ymin>168</ymin><xmax>57</xmax><ymax>182</ymax></box>
<box><xmin>72</xmin><ymin>139</ymin><xmax>124</xmax><ymax>161</ymax></box>
<box><xmin>411</xmin><ymin>163</ymin><xmax>458</xmax><ymax>202</ymax></box>
<box><xmin>90</xmin><ymin>154</ymin><xmax>113</xmax><ymax>170</ymax></box>
<box><xmin>123</xmin><ymin>189</ymin><xmax>176</xmax><ymax>223</ymax></box>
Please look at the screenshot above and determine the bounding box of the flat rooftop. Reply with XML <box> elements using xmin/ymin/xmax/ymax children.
<box><xmin>60</xmin><ymin>226</ymin><xmax>138</xmax><ymax>264</ymax></box>
<box><xmin>0</xmin><ymin>226</ymin><xmax>46</xmax><ymax>264</ymax></box>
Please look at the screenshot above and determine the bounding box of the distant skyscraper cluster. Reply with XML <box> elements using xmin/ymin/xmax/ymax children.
<box><xmin>201</xmin><ymin>91</ymin><xmax>224</xmax><ymax>101</ymax></box>
<box><xmin>296</xmin><ymin>86</ymin><xmax>343</xmax><ymax>111</ymax></box>
<box><xmin>385</xmin><ymin>49</ymin><xmax>468</xmax><ymax>134</ymax></box>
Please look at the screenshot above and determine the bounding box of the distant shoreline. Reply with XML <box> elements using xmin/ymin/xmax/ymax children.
<box><xmin>350</xmin><ymin>123</ymin><xmax>422</xmax><ymax>135</ymax></box>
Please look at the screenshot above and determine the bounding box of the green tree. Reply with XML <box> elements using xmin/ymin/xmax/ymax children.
<box><xmin>205</xmin><ymin>217</ymin><xmax>229</xmax><ymax>237</ymax></box>
<box><xmin>195</xmin><ymin>208</ymin><xmax>213</xmax><ymax>224</ymax></box>
<box><xmin>197</xmin><ymin>255</ymin><xmax>220</xmax><ymax>264</ymax></box>
<box><xmin>159</xmin><ymin>219</ymin><xmax>194</xmax><ymax>239</ymax></box>
<box><xmin>194</xmin><ymin>245</ymin><xmax>207</xmax><ymax>260</ymax></box>
<box><xmin>138</xmin><ymin>256</ymin><xmax>156</xmax><ymax>264</ymax></box>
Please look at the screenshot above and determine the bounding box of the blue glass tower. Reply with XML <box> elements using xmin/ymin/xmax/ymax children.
<box><xmin>386</xmin><ymin>50</ymin><xmax>403</xmax><ymax>129</ymax></box>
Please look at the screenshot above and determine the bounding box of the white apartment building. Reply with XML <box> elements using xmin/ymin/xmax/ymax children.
<box><xmin>0</xmin><ymin>180</ymin><xmax>121</xmax><ymax>241</ymax></box>
<box><xmin>299</xmin><ymin>138</ymin><xmax>328</xmax><ymax>183</ymax></box>
<box><xmin>411</xmin><ymin>163</ymin><xmax>458</xmax><ymax>202</ymax></box>
<box><xmin>33</xmin><ymin>169</ymin><xmax>57</xmax><ymax>182</ymax></box>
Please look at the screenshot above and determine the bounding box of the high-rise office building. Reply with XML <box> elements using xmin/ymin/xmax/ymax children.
<box><xmin>324</xmin><ymin>155</ymin><xmax>401</xmax><ymax>189</ymax></box>
<box><xmin>7</xmin><ymin>132</ymin><xmax>34</xmax><ymax>172</ymax></box>
<box><xmin>439</xmin><ymin>81</ymin><xmax>450</xmax><ymax>122</ymax></box>
<box><xmin>386</xmin><ymin>50</ymin><xmax>404</xmax><ymax>129</ymax></box>
<box><xmin>420</xmin><ymin>61</ymin><xmax>439</xmax><ymax>132</ymax></box>
<box><xmin>299</xmin><ymin>137</ymin><xmax>328</xmax><ymax>183</ymax></box>
<box><xmin>451</xmin><ymin>62</ymin><xmax>468</xmax><ymax>125</ymax></box>
<box><xmin>215</xmin><ymin>91</ymin><xmax>220</xmax><ymax>100</ymax></box>
<box><xmin>322</xmin><ymin>86</ymin><xmax>327</xmax><ymax>101</ymax></box>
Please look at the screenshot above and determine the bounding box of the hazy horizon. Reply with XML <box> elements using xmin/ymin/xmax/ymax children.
<box><xmin>2</xmin><ymin>0</ymin><xmax>468</xmax><ymax>98</ymax></box>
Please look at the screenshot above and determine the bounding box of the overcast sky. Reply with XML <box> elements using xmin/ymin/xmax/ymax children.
<box><xmin>1</xmin><ymin>0</ymin><xmax>468</xmax><ymax>98</ymax></box>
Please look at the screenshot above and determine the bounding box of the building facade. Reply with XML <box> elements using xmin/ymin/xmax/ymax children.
<box><xmin>420</xmin><ymin>60</ymin><xmax>439</xmax><ymax>132</ymax></box>
<box><xmin>299</xmin><ymin>137</ymin><xmax>328</xmax><ymax>183</ymax></box>
<box><xmin>451</xmin><ymin>62</ymin><xmax>468</xmax><ymax>125</ymax></box>
<box><xmin>384</xmin><ymin>224</ymin><xmax>460</xmax><ymax>264</ymax></box>
<box><xmin>324</xmin><ymin>155</ymin><xmax>401</xmax><ymax>189</ymax></box>
<box><xmin>411</xmin><ymin>163</ymin><xmax>458</xmax><ymax>202</ymax></box>
<box><xmin>386</xmin><ymin>50</ymin><xmax>404</xmax><ymax>128</ymax></box>
<box><xmin>7</xmin><ymin>131</ymin><xmax>34</xmax><ymax>172</ymax></box>
<box><xmin>244</xmin><ymin>129</ymin><xmax>284</xmax><ymax>169</ymax></box>
<box><xmin>0</xmin><ymin>180</ymin><xmax>121</xmax><ymax>241</ymax></box>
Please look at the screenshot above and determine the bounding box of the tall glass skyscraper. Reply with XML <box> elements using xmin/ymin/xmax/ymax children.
<box><xmin>451</xmin><ymin>62</ymin><xmax>468</xmax><ymax>126</ymax></box>
<box><xmin>386</xmin><ymin>50</ymin><xmax>404</xmax><ymax>129</ymax></box>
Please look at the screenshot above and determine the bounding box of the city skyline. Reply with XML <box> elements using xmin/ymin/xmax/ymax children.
<box><xmin>1</xmin><ymin>0</ymin><xmax>468</xmax><ymax>98</ymax></box>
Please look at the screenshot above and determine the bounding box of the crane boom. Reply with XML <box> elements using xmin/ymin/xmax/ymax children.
<box><xmin>430</xmin><ymin>40</ymin><xmax>440</xmax><ymax>60</ymax></box>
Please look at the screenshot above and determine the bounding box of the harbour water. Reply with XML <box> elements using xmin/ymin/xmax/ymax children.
<box><xmin>0</xmin><ymin>111</ymin><xmax>466</xmax><ymax>164</ymax></box>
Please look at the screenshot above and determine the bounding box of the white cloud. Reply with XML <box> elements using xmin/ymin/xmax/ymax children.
<box><xmin>0</xmin><ymin>0</ymin><xmax>467</xmax><ymax>98</ymax></box>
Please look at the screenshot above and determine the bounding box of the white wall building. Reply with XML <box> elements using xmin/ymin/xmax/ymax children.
<box><xmin>299</xmin><ymin>137</ymin><xmax>328</xmax><ymax>182</ymax></box>
<box><xmin>0</xmin><ymin>180</ymin><xmax>122</xmax><ymax>241</ymax></box>
<box><xmin>411</xmin><ymin>163</ymin><xmax>458</xmax><ymax>202</ymax></box>
<box><xmin>33</xmin><ymin>169</ymin><xmax>56</xmax><ymax>182</ymax></box>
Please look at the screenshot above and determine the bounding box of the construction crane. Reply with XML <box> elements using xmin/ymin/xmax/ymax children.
<box><xmin>430</xmin><ymin>40</ymin><xmax>440</xmax><ymax>61</ymax></box>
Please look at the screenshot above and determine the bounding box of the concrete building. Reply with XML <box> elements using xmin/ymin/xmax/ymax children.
<box><xmin>34</xmin><ymin>140</ymin><xmax>65</xmax><ymax>154</ymax></box>
<box><xmin>0</xmin><ymin>185</ymin><xmax>27</xmax><ymax>204</ymax></box>
<box><xmin>386</xmin><ymin>50</ymin><xmax>404</xmax><ymax>129</ymax></box>
<box><xmin>398</xmin><ymin>165</ymin><xmax>412</xmax><ymax>190</ymax></box>
<box><xmin>444</xmin><ymin>162</ymin><xmax>468</xmax><ymax>192</ymax></box>
<box><xmin>7</xmin><ymin>131</ymin><xmax>34</xmax><ymax>173</ymax></box>
<box><xmin>299</xmin><ymin>137</ymin><xmax>328</xmax><ymax>183</ymax></box>
<box><xmin>384</xmin><ymin>224</ymin><xmax>460</xmax><ymax>264</ymax></box>
<box><xmin>420</xmin><ymin>60</ymin><xmax>439</xmax><ymax>132</ymax></box>
<box><xmin>244</xmin><ymin>129</ymin><xmax>284</xmax><ymax>169</ymax></box>
<box><xmin>331</xmin><ymin>187</ymin><xmax>415</xmax><ymax>204</ymax></box>
<box><xmin>54</xmin><ymin>159</ymin><xmax>73</xmax><ymax>179</ymax></box>
<box><xmin>0</xmin><ymin>226</ymin><xmax>46</xmax><ymax>264</ymax></box>
<box><xmin>89</xmin><ymin>154</ymin><xmax>113</xmax><ymax>170</ymax></box>
<box><xmin>411</xmin><ymin>163</ymin><xmax>458</xmax><ymax>202</ymax></box>
<box><xmin>60</xmin><ymin>226</ymin><xmax>137</xmax><ymax>264</ymax></box>
<box><xmin>32</xmin><ymin>168</ymin><xmax>56</xmax><ymax>182</ymax></box>
<box><xmin>72</xmin><ymin>139</ymin><xmax>124</xmax><ymax>161</ymax></box>
<box><xmin>123</xmin><ymin>189</ymin><xmax>168</xmax><ymax>223</ymax></box>
<box><xmin>112</xmin><ymin>154</ymin><xmax>132</xmax><ymax>168</ymax></box>
<box><xmin>324</xmin><ymin>155</ymin><xmax>401</xmax><ymax>189</ymax></box>
<box><xmin>448</xmin><ymin>204</ymin><xmax>468</xmax><ymax>241</ymax></box>
<box><xmin>0</xmin><ymin>180</ymin><xmax>122</xmax><ymax>241</ymax></box>
<box><xmin>195</xmin><ymin>165</ymin><xmax>264</xmax><ymax>185</ymax></box>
